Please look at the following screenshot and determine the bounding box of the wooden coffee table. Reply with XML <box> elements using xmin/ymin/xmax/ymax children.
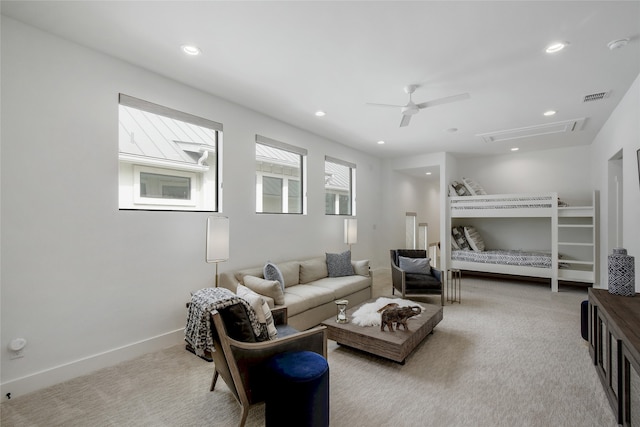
<box><xmin>320</xmin><ymin>298</ymin><xmax>443</xmax><ymax>363</ymax></box>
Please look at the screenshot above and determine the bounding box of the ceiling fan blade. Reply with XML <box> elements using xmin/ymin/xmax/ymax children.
<box><xmin>416</xmin><ymin>92</ymin><xmax>470</xmax><ymax>109</ymax></box>
<box><xmin>400</xmin><ymin>114</ymin><xmax>412</xmax><ymax>127</ymax></box>
<box><xmin>366</xmin><ymin>102</ymin><xmax>405</xmax><ymax>108</ymax></box>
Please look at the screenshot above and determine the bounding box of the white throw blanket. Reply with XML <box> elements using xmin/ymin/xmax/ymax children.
<box><xmin>351</xmin><ymin>297</ymin><xmax>425</xmax><ymax>327</ymax></box>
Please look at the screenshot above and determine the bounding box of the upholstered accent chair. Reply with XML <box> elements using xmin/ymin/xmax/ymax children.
<box><xmin>210</xmin><ymin>305</ymin><xmax>327</xmax><ymax>427</ymax></box>
<box><xmin>390</xmin><ymin>249</ymin><xmax>444</xmax><ymax>305</ymax></box>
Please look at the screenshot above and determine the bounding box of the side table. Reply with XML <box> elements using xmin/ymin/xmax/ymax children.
<box><xmin>447</xmin><ymin>268</ymin><xmax>461</xmax><ymax>304</ymax></box>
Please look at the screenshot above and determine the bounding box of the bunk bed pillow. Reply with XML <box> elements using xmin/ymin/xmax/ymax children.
<box><xmin>452</xmin><ymin>226</ymin><xmax>472</xmax><ymax>250</ymax></box>
<box><xmin>450</xmin><ymin>181</ymin><xmax>472</xmax><ymax>196</ymax></box>
<box><xmin>464</xmin><ymin>226</ymin><xmax>486</xmax><ymax>251</ymax></box>
<box><xmin>462</xmin><ymin>177</ymin><xmax>487</xmax><ymax>196</ymax></box>
<box><xmin>451</xmin><ymin>238</ymin><xmax>460</xmax><ymax>250</ymax></box>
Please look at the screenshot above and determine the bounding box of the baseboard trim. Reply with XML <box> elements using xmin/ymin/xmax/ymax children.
<box><xmin>1</xmin><ymin>329</ymin><xmax>185</xmax><ymax>400</ymax></box>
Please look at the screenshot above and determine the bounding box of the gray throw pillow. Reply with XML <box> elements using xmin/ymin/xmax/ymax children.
<box><xmin>263</xmin><ymin>261</ymin><xmax>285</xmax><ymax>291</ymax></box>
<box><xmin>326</xmin><ymin>250</ymin><xmax>354</xmax><ymax>277</ymax></box>
<box><xmin>399</xmin><ymin>256</ymin><xmax>431</xmax><ymax>274</ymax></box>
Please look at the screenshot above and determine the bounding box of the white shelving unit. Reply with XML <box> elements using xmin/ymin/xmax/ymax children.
<box><xmin>557</xmin><ymin>192</ymin><xmax>597</xmax><ymax>284</ymax></box>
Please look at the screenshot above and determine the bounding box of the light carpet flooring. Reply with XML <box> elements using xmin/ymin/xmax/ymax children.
<box><xmin>1</xmin><ymin>272</ymin><xmax>616</xmax><ymax>427</ymax></box>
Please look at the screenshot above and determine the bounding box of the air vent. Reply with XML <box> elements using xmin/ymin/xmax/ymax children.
<box><xmin>583</xmin><ymin>91</ymin><xmax>610</xmax><ymax>102</ymax></box>
<box><xmin>477</xmin><ymin>118</ymin><xmax>586</xmax><ymax>143</ymax></box>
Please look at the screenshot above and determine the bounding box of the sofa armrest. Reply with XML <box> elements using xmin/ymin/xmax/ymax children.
<box><xmin>432</xmin><ymin>268</ymin><xmax>442</xmax><ymax>282</ymax></box>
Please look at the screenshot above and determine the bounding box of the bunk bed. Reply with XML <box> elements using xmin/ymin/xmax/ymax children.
<box><xmin>448</xmin><ymin>191</ymin><xmax>597</xmax><ymax>292</ymax></box>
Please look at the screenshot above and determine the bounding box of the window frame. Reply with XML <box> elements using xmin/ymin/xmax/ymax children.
<box><xmin>324</xmin><ymin>155</ymin><xmax>356</xmax><ymax>216</ymax></box>
<box><xmin>133</xmin><ymin>165</ymin><xmax>198</xmax><ymax>207</ymax></box>
<box><xmin>255</xmin><ymin>134</ymin><xmax>307</xmax><ymax>215</ymax></box>
<box><xmin>118</xmin><ymin>94</ymin><xmax>222</xmax><ymax>212</ymax></box>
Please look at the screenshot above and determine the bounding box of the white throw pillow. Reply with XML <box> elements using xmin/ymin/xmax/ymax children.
<box><xmin>464</xmin><ymin>226</ymin><xmax>486</xmax><ymax>251</ymax></box>
<box><xmin>398</xmin><ymin>256</ymin><xmax>431</xmax><ymax>274</ymax></box>
<box><xmin>242</xmin><ymin>275</ymin><xmax>285</xmax><ymax>305</ymax></box>
<box><xmin>462</xmin><ymin>177</ymin><xmax>487</xmax><ymax>196</ymax></box>
<box><xmin>351</xmin><ymin>259</ymin><xmax>370</xmax><ymax>276</ymax></box>
<box><xmin>236</xmin><ymin>284</ymin><xmax>277</xmax><ymax>339</ymax></box>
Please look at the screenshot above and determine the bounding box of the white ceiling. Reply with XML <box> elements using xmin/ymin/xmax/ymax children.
<box><xmin>2</xmin><ymin>1</ymin><xmax>639</xmax><ymax>167</ymax></box>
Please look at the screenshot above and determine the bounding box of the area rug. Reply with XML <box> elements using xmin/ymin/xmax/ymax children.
<box><xmin>351</xmin><ymin>297</ymin><xmax>425</xmax><ymax>327</ymax></box>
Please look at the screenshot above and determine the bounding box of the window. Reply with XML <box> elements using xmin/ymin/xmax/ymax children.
<box><xmin>325</xmin><ymin>156</ymin><xmax>356</xmax><ymax>215</ymax></box>
<box><xmin>118</xmin><ymin>94</ymin><xmax>221</xmax><ymax>211</ymax></box>
<box><xmin>256</xmin><ymin>135</ymin><xmax>307</xmax><ymax>214</ymax></box>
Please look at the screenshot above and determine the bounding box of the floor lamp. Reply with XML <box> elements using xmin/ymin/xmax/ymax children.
<box><xmin>344</xmin><ymin>218</ymin><xmax>357</xmax><ymax>251</ymax></box>
<box><xmin>206</xmin><ymin>216</ymin><xmax>229</xmax><ymax>287</ymax></box>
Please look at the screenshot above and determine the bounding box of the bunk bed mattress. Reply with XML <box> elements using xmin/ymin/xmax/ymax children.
<box><xmin>451</xmin><ymin>249</ymin><xmax>552</xmax><ymax>269</ymax></box>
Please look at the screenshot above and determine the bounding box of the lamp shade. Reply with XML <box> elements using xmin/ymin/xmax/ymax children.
<box><xmin>344</xmin><ymin>218</ymin><xmax>357</xmax><ymax>245</ymax></box>
<box><xmin>206</xmin><ymin>216</ymin><xmax>229</xmax><ymax>263</ymax></box>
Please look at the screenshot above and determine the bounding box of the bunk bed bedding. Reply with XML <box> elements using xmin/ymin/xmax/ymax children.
<box><xmin>450</xmin><ymin>249</ymin><xmax>552</xmax><ymax>269</ymax></box>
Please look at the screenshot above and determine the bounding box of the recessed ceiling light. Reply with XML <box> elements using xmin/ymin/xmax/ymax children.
<box><xmin>608</xmin><ymin>38</ymin><xmax>629</xmax><ymax>50</ymax></box>
<box><xmin>181</xmin><ymin>45</ymin><xmax>201</xmax><ymax>56</ymax></box>
<box><xmin>543</xmin><ymin>110</ymin><xmax>556</xmax><ymax>116</ymax></box>
<box><xmin>377</xmin><ymin>140</ymin><xmax>385</xmax><ymax>145</ymax></box>
<box><xmin>511</xmin><ymin>147</ymin><xmax>520</xmax><ymax>152</ymax></box>
<box><xmin>315</xmin><ymin>110</ymin><xmax>326</xmax><ymax>117</ymax></box>
<box><xmin>425</xmin><ymin>172</ymin><xmax>432</xmax><ymax>175</ymax></box>
<box><xmin>545</xmin><ymin>41</ymin><xmax>569</xmax><ymax>53</ymax></box>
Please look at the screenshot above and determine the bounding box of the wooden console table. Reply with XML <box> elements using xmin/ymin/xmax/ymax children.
<box><xmin>588</xmin><ymin>288</ymin><xmax>640</xmax><ymax>426</ymax></box>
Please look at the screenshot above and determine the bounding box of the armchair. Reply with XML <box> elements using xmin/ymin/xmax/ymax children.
<box><xmin>390</xmin><ymin>249</ymin><xmax>444</xmax><ymax>305</ymax></box>
<box><xmin>210</xmin><ymin>305</ymin><xmax>327</xmax><ymax>427</ymax></box>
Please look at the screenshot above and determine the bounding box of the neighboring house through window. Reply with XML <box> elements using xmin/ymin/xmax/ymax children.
<box><xmin>325</xmin><ymin>156</ymin><xmax>356</xmax><ymax>215</ymax></box>
<box><xmin>255</xmin><ymin>135</ymin><xmax>307</xmax><ymax>214</ymax></box>
<box><xmin>118</xmin><ymin>94</ymin><xmax>221</xmax><ymax>211</ymax></box>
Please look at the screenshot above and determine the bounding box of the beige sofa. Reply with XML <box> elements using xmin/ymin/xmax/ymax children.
<box><xmin>219</xmin><ymin>256</ymin><xmax>372</xmax><ymax>331</ymax></box>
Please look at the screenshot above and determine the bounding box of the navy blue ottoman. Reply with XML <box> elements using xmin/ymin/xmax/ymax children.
<box><xmin>265</xmin><ymin>351</ymin><xmax>329</xmax><ymax>427</ymax></box>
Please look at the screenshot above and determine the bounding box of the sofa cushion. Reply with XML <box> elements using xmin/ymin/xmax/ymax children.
<box><xmin>236</xmin><ymin>284</ymin><xmax>277</xmax><ymax>339</ymax></box>
<box><xmin>282</xmin><ymin>284</ymin><xmax>335</xmax><ymax>317</ymax></box>
<box><xmin>309</xmin><ymin>275</ymin><xmax>371</xmax><ymax>300</ymax></box>
<box><xmin>242</xmin><ymin>275</ymin><xmax>285</xmax><ymax>305</ymax></box>
<box><xmin>264</xmin><ymin>261</ymin><xmax>285</xmax><ymax>291</ymax></box>
<box><xmin>351</xmin><ymin>259</ymin><xmax>370</xmax><ymax>276</ymax></box>
<box><xmin>405</xmin><ymin>273</ymin><xmax>441</xmax><ymax>290</ymax></box>
<box><xmin>300</xmin><ymin>257</ymin><xmax>329</xmax><ymax>284</ymax></box>
<box><xmin>278</xmin><ymin>260</ymin><xmax>301</xmax><ymax>288</ymax></box>
<box><xmin>235</xmin><ymin>266</ymin><xmax>264</xmax><ymax>284</ymax></box>
<box><xmin>326</xmin><ymin>250</ymin><xmax>354</xmax><ymax>277</ymax></box>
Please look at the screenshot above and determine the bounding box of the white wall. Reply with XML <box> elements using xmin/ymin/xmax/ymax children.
<box><xmin>0</xmin><ymin>17</ymin><xmax>383</xmax><ymax>397</ymax></box>
<box><xmin>590</xmin><ymin>73</ymin><xmax>640</xmax><ymax>289</ymax></box>
<box><xmin>380</xmin><ymin>153</ymin><xmax>445</xmax><ymax>267</ymax></box>
<box><xmin>454</xmin><ymin>146</ymin><xmax>594</xmax><ymax>205</ymax></box>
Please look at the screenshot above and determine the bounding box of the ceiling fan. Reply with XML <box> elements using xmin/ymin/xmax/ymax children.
<box><xmin>367</xmin><ymin>85</ymin><xmax>470</xmax><ymax>127</ymax></box>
